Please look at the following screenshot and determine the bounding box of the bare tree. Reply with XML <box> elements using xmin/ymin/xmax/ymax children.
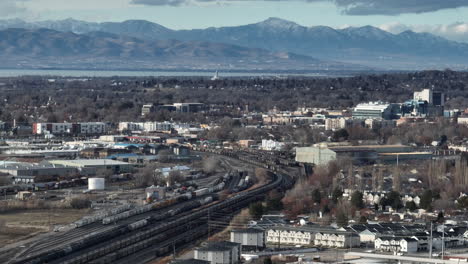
<box><xmin>167</xmin><ymin>170</ymin><xmax>184</xmax><ymax>186</ymax></box>
<box><xmin>203</xmin><ymin>157</ymin><xmax>220</xmax><ymax>175</ymax></box>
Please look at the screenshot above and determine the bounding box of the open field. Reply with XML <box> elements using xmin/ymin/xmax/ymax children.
<box><xmin>0</xmin><ymin>209</ymin><xmax>90</xmax><ymax>244</ymax></box>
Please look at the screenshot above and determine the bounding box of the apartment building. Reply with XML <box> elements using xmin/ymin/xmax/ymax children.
<box><xmin>314</xmin><ymin>232</ymin><xmax>360</xmax><ymax>248</ymax></box>
<box><xmin>266</xmin><ymin>227</ymin><xmax>314</xmax><ymax>246</ymax></box>
<box><xmin>33</xmin><ymin>122</ymin><xmax>107</xmax><ymax>135</ymax></box>
<box><xmin>118</xmin><ymin>122</ymin><xmax>173</xmax><ymax>132</ymax></box>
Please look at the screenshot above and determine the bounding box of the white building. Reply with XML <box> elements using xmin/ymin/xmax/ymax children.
<box><xmin>352</xmin><ymin>102</ymin><xmax>396</xmax><ymax>120</ymax></box>
<box><xmin>363</xmin><ymin>192</ymin><xmax>386</xmax><ymax>205</ymax></box>
<box><xmin>118</xmin><ymin>122</ymin><xmax>144</xmax><ymax>131</ymax></box>
<box><xmin>458</xmin><ymin>116</ymin><xmax>468</xmax><ymax>126</ymax></box>
<box><xmin>358</xmin><ymin>229</ymin><xmax>378</xmax><ymax>243</ymax></box>
<box><xmin>375</xmin><ymin>237</ymin><xmax>418</xmax><ymax>253</ymax></box>
<box><xmin>144</xmin><ymin>121</ymin><xmax>172</xmax><ymax>132</ymax></box>
<box><xmin>118</xmin><ymin>122</ymin><xmax>173</xmax><ymax>132</ymax></box>
<box><xmin>314</xmin><ymin>232</ymin><xmax>360</xmax><ymax>248</ymax></box>
<box><xmin>261</xmin><ymin>139</ymin><xmax>285</xmax><ymax>151</ymax></box>
<box><xmin>295</xmin><ymin>146</ymin><xmax>337</xmax><ymax>165</ymax></box>
<box><xmin>33</xmin><ymin>122</ymin><xmax>107</xmax><ymax>135</ymax></box>
<box><xmin>266</xmin><ymin>227</ymin><xmax>314</xmax><ymax>246</ymax></box>
<box><xmin>402</xmin><ymin>195</ymin><xmax>421</xmax><ymax>206</ymax></box>
<box><xmin>414</xmin><ymin>89</ymin><xmax>433</xmax><ymax>104</ymax></box>
<box><xmin>325</xmin><ymin>118</ymin><xmax>347</xmax><ymax>131</ymax></box>
<box><xmin>194</xmin><ymin>242</ymin><xmax>241</xmax><ymax>264</ymax></box>
<box><xmin>49</xmin><ymin>159</ymin><xmax>134</xmax><ymax>173</ymax></box>
<box><xmin>156</xmin><ymin>165</ymin><xmax>191</xmax><ymax>178</ymax></box>
<box><xmin>265</xmin><ymin>227</ymin><xmax>359</xmax><ymax>248</ymax></box>
<box><xmin>399</xmin><ymin>238</ymin><xmax>418</xmax><ymax>253</ymax></box>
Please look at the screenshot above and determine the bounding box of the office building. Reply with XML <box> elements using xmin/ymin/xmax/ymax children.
<box><xmin>352</xmin><ymin>102</ymin><xmax>399</xmax><ymax>120</ymax></box>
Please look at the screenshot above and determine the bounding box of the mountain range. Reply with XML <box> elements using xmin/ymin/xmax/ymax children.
<box><xmin>0</xmin><ymin>28</ymin><xmax>354</xmax><ymax>72</ymax></box>
<box><xmin>1</xmin><ymin>18</ymin><xmax>468</xmax><ymax>71</ymax></box>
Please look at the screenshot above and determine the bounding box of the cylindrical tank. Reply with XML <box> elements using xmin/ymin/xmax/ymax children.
<box><xmin>88</xmin><ymin>178</ymin><xmax>105</xmax><ymax>190</ymax></box>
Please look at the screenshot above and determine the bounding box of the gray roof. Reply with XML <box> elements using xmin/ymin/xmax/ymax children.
<box><xmin>268</xmin><ymin>225</ymin><xmax>341</xmax><ymax>234</ymax></box>
<box><xmin>172</xmin><ymin>259</ymin><xmax>210</xmax><ymax>264</ymax></box>
<box><xmin>50</xmin><ymin>159</ymin><xmax>130</xmax><ymax>166</ymax></box>
<box><xmin>197</xmin><ymin>242</ymin><xmax>240</xmax><ymax>252</ymax></box>
<box><xmin>231</xmin><ymin>228</ymin><xmax>263</xmax><ymax>234</ymax></box>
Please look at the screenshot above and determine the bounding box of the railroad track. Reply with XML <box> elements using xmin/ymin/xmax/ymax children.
<box><xmin>14</xmin><ymin>170</ymin><xmax>283</xmax><ymax>264</ymax></box>
<box><xmin>15</xmin><ymin>195</ymin><xmax>214</xmax><ymax>262</ymax></box>
<box><xmin>14</xmin><ymin>150</ymin><xmax>296</xmax><ymax>264</ymax></box>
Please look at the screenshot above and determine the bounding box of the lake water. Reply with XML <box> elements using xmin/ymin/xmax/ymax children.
<box><xmin>0</xmin><ymin>69</ymin><xmax>332</xmax><ymax>78</ymax></box>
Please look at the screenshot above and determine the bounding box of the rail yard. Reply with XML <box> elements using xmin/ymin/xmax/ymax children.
<box><xmin>1</xmin><ymin>150</ymin><xmax>296</xmax><ymax>264</ymax></box>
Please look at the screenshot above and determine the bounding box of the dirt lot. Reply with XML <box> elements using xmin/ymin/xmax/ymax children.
<box><xmin>0</xmin><ymin>209</ymin><xmax>89</xmax><ymax>244</ymax></box>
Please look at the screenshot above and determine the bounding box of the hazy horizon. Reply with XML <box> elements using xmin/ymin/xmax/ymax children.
<box><xmin>1</xmin><ymin>0</ymin><xmax>468</xmax><ymax>42</ymax></box>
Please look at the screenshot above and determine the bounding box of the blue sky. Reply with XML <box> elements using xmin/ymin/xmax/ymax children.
<box><xmin>2</xmin><ymin>0</ymin><xmax>468</xmax><ymax>42</ymax></box>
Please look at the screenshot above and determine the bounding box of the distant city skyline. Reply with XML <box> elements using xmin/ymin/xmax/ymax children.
<box><xmin>1</xmin><ymin>0</ymin><xmax>468</xmax><ymax>42</ymax></box>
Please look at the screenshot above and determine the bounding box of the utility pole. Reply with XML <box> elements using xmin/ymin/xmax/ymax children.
<box><xmin>207</xmin><ymin>209</ymin><xmax>211</xmax><ymax>239</ymax></box>
<box><xmin>442</xmin><ymin>224</ymin><xmax>445</xmax><ymax>261</ymax></box>
<box><xmin>277</xmin><ymin>230</ymin><xmax>281</xmax><ymax>249</ymax></box>
<box><xmin>429</xmin><ymin>222</ymin><xmax>433</xmax><ymax>258</ymax></box>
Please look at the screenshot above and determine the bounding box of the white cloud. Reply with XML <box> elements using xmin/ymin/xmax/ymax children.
<box><xmin>0</xmin><ymin>0</ymin><xmax>30</xmax><ymax>17</ymax></box>
<box><xmin>379</xmin><ymin>21</ymin><xmax>468</xmax><ymax>43</ymax></box>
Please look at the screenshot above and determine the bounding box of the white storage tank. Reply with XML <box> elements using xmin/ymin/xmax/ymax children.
<box><xmin>88</xmin><ymin>178</ymin><xmax>105</xmax><ymax>190</ymax></box>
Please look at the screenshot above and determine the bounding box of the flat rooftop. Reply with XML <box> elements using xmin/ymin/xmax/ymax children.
<box><xmin>50</xmin><ymin>159</ymin><xmax>131</xmax><ymax>167</ymax></box>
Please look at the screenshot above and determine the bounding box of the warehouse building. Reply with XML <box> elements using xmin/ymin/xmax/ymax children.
<box><xmin>296</xmin><ymin>145</ymin><xmax>337</xmax><ymax>166</ymax></box>
<box><xmin>171</xmin><ymin>259</ymin><xmax>210</xmax><ymax>264</ymax></box>
<box><xmin>296</xmin><ymin>144</ymin><xmax>417</xmax><ymax>165</ymax></box>
<box><xmin>230</xmin><ymin>228</ymin><xmax>265</xmax><ymax>251</ymax></box>
<box><xmin>0</xmin><ymin>161</ymin><xmax>95</xmax><ymax>183</ymax></box>
<box><xmin>194</xmin><ymin>242</ymin><xmax>241</xmax><ymax>264</ymax></box>
<box><xmin>49</xmin><ymin>159</ymin><xmax>134</xmax><ymax>173</ymax></box>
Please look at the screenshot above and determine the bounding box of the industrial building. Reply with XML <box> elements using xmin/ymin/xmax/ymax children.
<box><xmin>49</xmin><ymin>159</ymin><xmax>134</xmax><ymax>173</ymax></box>
<box><xmin>172</xmin><ymin>260</ymin><xmax>210</xmax><ymax>264</ymax></box>
<box><xmin>295</xmin><ymin>146</ymin><xmax>337</xmax><ymax>166</ymax></box>
<box><xmin>32</xmin><ymin>122</ymin><xmax>107</xmax><ymax>135</ymax></box>
<box><xmin>194</xmin><ymin>242</ymin><xmax>241</xmax><ymax>264</ymax></box>
<box><xmin>230</xmin><ymin>228</ymin><xmax>265</xmax><ymax>251</ymax></box>
<box><xmin>296</xmin><ymin>144</ymin><xmax>422</xmax><ymax>165</ymax></box>
<box><xmin>0</xmin><ymin>161</ymin><xmax>95</xmax><ymax>183</ymax></box>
